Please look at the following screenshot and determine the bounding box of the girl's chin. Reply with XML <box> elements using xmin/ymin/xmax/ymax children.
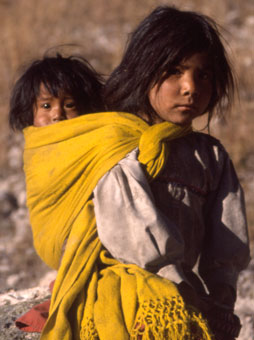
<box><xmin>159</xmin><ymin>117</ymin><xmax>193</xmax><ymax>126</ymax></box>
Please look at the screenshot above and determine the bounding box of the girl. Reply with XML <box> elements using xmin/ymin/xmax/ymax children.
<box><xmin>20</xmin><ymin>6</ymin><xmax>250</xmax><ymax>340</ymax></box>
<box><xmin>9</xmin><ymin>53</ymin><xmax>104</xmax><ymax>130</ymax></box>
<box><xmin>98</xmin><ymin>5</ymin><xmax>250</xmax><ymax>340</ymax></box>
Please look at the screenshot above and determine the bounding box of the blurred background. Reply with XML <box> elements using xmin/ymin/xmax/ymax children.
<box><xmin>0</xmin><ymin>0</ymin><xmax>253</xmax><ymax>292</ymax></box>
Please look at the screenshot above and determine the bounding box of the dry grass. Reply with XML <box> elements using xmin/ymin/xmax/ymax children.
<box><xmin>1</xmin><ymin>0</ymin><xmax>254</xmax><ymax>245</ymax></box>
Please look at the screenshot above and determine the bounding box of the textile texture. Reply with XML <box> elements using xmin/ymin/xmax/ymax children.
<box><xmin>23</xmin><ymin>112</ymin><xmax>212</xmax><ymax>339</ymax></box>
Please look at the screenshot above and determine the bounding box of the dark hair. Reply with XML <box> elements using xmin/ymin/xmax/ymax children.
<box><xmin>9</xmin><ymin>53</ymin><xmax>104</xmax><ymax>130</ymax></box>
<box><xmin>104</xmin><ymin>6</ymin><xmax>235</xmax><ymax>124</ymax></box>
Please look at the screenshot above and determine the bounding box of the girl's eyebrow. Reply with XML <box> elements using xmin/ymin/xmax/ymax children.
<box><xmin>64</xmin><ymin>95</ymin><xmax>74</xmax><ymax>99</ymax></box>
<box><xmin>37</xmin><ymin>95</ymin><xmax>53</xmax><ymax>101</ymax></box>
<box><xmin>36</xmin><ymin>94</ymin><xmax>75</xmax><ymax>102</ymax></box>
<box><xmin>178</xmin><ymin>63</ymin><xmax>212</xmax><ymax>72</ymax></box>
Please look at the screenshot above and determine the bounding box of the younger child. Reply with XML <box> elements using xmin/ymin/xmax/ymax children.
<box><xmin>9</xmin><ymin>53</ymin><xmax>103</xmax><ymax>332</ymax></box>
<box><xmin>9</xmin><ymin>52</ymin><xmax>104</xmax><ymax>334</ymax></box>
<box><xmin>9</xmin><ymin>53</ymin><xmax>104</xmax><ymax>130</ymax></box>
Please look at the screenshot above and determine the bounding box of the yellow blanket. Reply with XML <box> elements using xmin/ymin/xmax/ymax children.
<box><xmin>23</xmin><ymin>112</ymin><xmax>212</xmax><ymax>339</ymax></box>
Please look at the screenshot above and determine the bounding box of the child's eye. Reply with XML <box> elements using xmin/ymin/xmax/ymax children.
<box><xmin>199</xmin><ymin>71</ymin><xmax>212</xmax><ymax>81</ymax></box>
<box><xmin>41</xmin><ymin>103</ymin><xmax>51</xmax><ymax>109</ymax></box>
<box><xmin>171</xmin><ymin>68</ymin><xmax>182</xmax><ymax>76</ymax></box>
<box><xmin>65</xmin><ymin>102</ymin><xmax>76</xmax><ymax>109</ymax></box>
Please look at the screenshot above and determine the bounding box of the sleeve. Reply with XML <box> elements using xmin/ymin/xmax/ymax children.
<box><xmin>199</xmin><ymin>143</ymin><xmax>251</xmax><ymax>308</ymax></box>
<box><xmin>93</xmin><ymin>148</ymin><xmax>188</xmax><ymax>284</ymax></box>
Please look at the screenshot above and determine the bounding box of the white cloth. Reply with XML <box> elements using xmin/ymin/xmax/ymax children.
<box><xmin>94</xmin><ymin>148</ymin><xmax>187</xmax><ymax>284</ymax></box>
<box><xmin>93</xmin><ymin>132</ymin><xmax>250</xmax><ymax>307</ymax></box>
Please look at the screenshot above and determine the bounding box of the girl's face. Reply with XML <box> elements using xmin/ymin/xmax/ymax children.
<box><xmin>33</xmin><ymin>84</ymin><xmax>79</xmax><ymax>127</ymax></box>
<box><xmin>148</xmin><ymin>52</ymin><xmax>213</xmax><ymax>125</ymax></box>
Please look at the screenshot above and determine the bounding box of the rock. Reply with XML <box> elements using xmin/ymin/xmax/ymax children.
<box><xmin>0</xmin><ymin>191</ymin><xmax>18</xmax><ymax>218</ymax></box>
<box><xmin>0</xmin><ymin>287</ymin><xmax>50</xmax><ymax>340</ymax></box>
<box><xmin>235</xmin><ymin>258</ymin><xmax>254</xmax><ymax>340</ymax></box>
<box><xmin>0</xmin><ymin>302</ymin><xmax>41</xmax><ymax>339</ymax></box>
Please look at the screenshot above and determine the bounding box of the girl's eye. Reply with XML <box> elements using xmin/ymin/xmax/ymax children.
<box><xmin>65</xmin><ymin>102</ymin><xmax>76</xmax><ymax>109</ymax></box>
<box><xmin>42</xmin><ymin>103</ymin><xmax>51</xmax><ymax>109</ymax></box>
<box><xmin>200</xmin><ymin>71</ymin><xmax>212</xmax><ymax>81</ymax></box>
<box><xmin>171</xmin><ymin>68</ymin><xmax>182</xmax><ymax>76</ymax></box>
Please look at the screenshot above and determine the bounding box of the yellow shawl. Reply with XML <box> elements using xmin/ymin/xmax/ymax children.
<box><xmin>23</xmin><ymin>112</ymin><xmax>212</xmax><ymax>340</ymax></box>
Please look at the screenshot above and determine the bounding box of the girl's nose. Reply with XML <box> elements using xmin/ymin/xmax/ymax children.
<box><xmin>52</xmin><ymin>107</ymin><xmax>65</xmax><ymax>122</ymax></box>
<box><xmin>181</xmin><ymin>74</ymin><xmax>199</xmax><ymax>97</ymax></box>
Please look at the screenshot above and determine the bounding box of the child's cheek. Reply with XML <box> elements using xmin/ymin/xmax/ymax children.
<box><xmin>33</xmin><ymin>115</ymin><xmax>51</xmax><ymax>127</ymax></box>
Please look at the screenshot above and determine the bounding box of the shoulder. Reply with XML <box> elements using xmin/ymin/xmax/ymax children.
<box><xmin>169</xmin><ymin>131</ymin><xmax>229</xmax><ymax>158</ymax></box>
<box><xmin>161</xmin><ymin>131</ymin><xmax>233</xmax><ymax>192</ymax></box>
<box><xmin>181</xmin><ymin>131</ymin><xmax>230</xmax><ymax>162</ymax></box>
<box><xmin>186</xmin><ymin>131</ymin><xmax>226</xmax><ymax>150</ymax></box>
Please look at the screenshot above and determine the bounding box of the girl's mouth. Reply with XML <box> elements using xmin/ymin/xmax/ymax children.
<box><xmin>176</xmin><ymin>104</ymin><xmax>197</xmax><ymax>112</ymax></box>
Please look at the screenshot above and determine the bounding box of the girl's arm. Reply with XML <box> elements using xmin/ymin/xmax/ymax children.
<box><xmin>199</xmin><ymin>145</ymin><xmax>250</xmax><ymax>310</ymax></box>
<box><xmin>93</xmin><ymin>148</ymin><xmax>188</xmax><ymax>284</ymax></box>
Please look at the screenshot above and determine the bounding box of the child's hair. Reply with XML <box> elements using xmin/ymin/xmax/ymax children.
<box><xmin>104</xmin><ymin>6</ymin><xmax>235</xmax><ymax>124</ymax></box>
<box><xmin>9</xmin><ymin>53</ymin><xmax>104</xmax><ymax>130</ymax></box>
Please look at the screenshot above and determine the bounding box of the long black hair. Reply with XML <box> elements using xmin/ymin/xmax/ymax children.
<box><xmin>9</xmin><ymin>53</ymin><xmax>104</xmax><ymax>130</ymax></box>
<box><xmin>104</xmin><ymin>6</ymin><xmax>235</xmax><ymax>124</ymax></box>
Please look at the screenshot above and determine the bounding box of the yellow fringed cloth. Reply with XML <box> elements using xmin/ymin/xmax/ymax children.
<box><xmin>23</xmin><ymin>112</ymin><xmax>212</xmax><ymax>340</ymax></box>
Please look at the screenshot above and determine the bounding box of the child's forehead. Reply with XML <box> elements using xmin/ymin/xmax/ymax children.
<box><xmin>38</xmin><ymin>83</ymin><xmax>73</xmax><ymax>98</ymax></box>
<box><xmin>38</xmin><ymin>83</ymin><xmax>50</xmax><ymax>95</ymax></box>
<box><xmin>179</xmin><ymin>52</ymin><xmax>212</xmax><ymax>68</ymax></box>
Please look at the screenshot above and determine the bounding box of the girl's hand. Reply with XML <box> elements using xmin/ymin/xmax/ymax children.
<box><xmin>177</xmin><ymin>281</ymin><xmax>208</xmax><ymax>312</ymax></box>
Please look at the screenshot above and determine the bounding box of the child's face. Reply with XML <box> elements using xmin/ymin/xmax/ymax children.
<box><xmin>148</xmin><ymin>52</ymin><xmax>213</xmax><ymax>125</ymax></box>
<box><xmin>33</xmin><ymin>84</ymin><xmax>79</xmax><ymax>127</ymax></box>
